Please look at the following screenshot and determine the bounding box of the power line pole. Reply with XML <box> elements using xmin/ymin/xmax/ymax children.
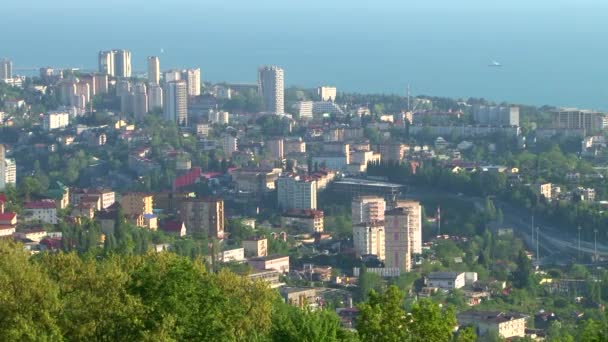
<box><xmin>578</xmin><ymin>226</ymin><xmax>582</xmax><ymax>263</ymax></box>
<box><xmin>536</xmin><ymin>226</ymin><xmax>540</xmax><ymax>264</ymax></box>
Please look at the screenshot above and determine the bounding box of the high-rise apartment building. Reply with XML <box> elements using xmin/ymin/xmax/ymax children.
<box><xmin>266</xmin><ymin>138</ymin><xmax>284</xmax><ymax>159</ymax></box>
<box><xmin>393</xmin><ymin>199</ymin><xmax>422</xmax><ymax>255</ymax></box>
<box><xmin>147</xmin><ymin>56</ymin><xmax>160</xmax><ymax>84</ymax></box>
<box><xmin>0</xmin><ymin>144</ymin><xmax>5</xmax><ymax>190</ymax></box>
<box><xmin>551</xmin><ymin>108</ymin><xmax>606</xmax><ymax>134</ymax></box>
<box><xmin>179</xmin><ymin>197</ymin><xmax>225</xmax><ymax>239</ymax></box>
<box><xmin>133</xmin><ymin>83</ymin><xmax>149</xmax><ymax>120</ymax></box>
<box><xmin>114</xmin><ymin>50</ymin><xmax>132</xmax><ymax>78</ymax></box>
<box><xmin>148</xmin><ymin>83</ymin><xmax>163</xmax><ymax>111</ymax></box>
<box><xmin>120</xmin><ymin>193</ymin><xmax>154</xmax><ymax>216</ymax></box>
<box><xmin>318</xmin><ymin>86</ymin><xmax>337</xmax><ymax>102</ymax></box>
<box><xmin>258</xmin><ymin>66</ymin><xmax>284</xmax><ymax>114</ymax></box>
<box><xmin>4</xmin><ymin>158</ymin><xmax>16</xmax><ymax>187</ymax></box>
<box><xmin>473</xmin><ymin>105</ymin><xmax>520</xmax><ymax>127</ymax></box>
<box><xmin>385</xmin><ymin>207</ymin><xmax>411</xmax><ymax>272</ymax></box>
<box><xmin>185</xmin><ymin>68</ymin><xmax>201</xmax><ymax>97</ymax></box>
<box><xmin>98</xmin><ymin>50</ymin><xmax>115</xmax><ymax>76</ymax></box>
<box><xmin>164</xmin><ymin>69</ymin><xmax>182</xmax><ymax>82</ymax></box>
<box><xmin>353</xmin><ymin>221</ymin><xmax>385</xmax><ymax>260</ymax></box>
<box><xmin>222</xmin><ymin>135</ymin><xmax>238</xmax><ymax>156</ymax></box>
<box><xmin>352</xmin><ymin>196</ymin><xmax>386</xmax><ymax>225</ymax></box>
<box><xmin>277</xmin><ymin>175</ymin><xmax>317</xmax><ymax>210</ymax></box>
<box><xmin>164</xmin><ymin>80</ymin><xmax>188</xmax><ymax>126</ymax></box>
<box><xmin>0</xmin><ymin>58</ymin><xmax>13</xmax><ymax>80</ymax></box>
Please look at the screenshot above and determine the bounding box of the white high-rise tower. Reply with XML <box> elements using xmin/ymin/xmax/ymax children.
<box><xmin>258</xmin><ymin>66</ymin><xmax>284</xmax><ymax>114</ymax></box>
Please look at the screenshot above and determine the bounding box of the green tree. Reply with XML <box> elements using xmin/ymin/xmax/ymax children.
<box><xmin>409</xmin><ymin>299</ymin><xmax>456</xmax><ymax>342</ymax></box>
<box><xmin>271</xmin><ymin>302</ymin><xmax>345</xmax><ymax>342</ymax></box>
<box><xmin>456</xmin><ymin>326</ymin><xmax>477</xmax><ymax>342</ymax></box>
<box><xmin>512</xmin><ymin>250</ymin><xmax>532</xmax><ymax>289</ymax></box>
<box><xmin>357</xmin><ymin>286</ymin><xmax>408</xmax><ymax>341</ymax></box>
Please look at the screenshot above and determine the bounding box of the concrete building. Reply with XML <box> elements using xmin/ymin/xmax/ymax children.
<box><xmin>551</xmin><ymin>108</ymin><xmax>606</xmax><ymax>134</ymax></box>
<box><xmin>266</xmin><ymin>138</ymin><xmax>284</xmax><ymax>159</ymax></box>
<box><xmin>473</xmin><ymin>105</ymin><xmax>520</xmax><ymax>126</ymax></box>
<box><xmin>147</xmin><ymin>56</ymin><xmax>160</xmax><ymax>84</ymax></box>
<box><xmin>114</xmin><ymin>49</ymin><xmax>132</xmax><ymax>78</ymax></box>
<box><xmin>209</xmin><ymin>110</ymin><xmax>229</xmax><ymax>124</ymax></box>
<box><xmin>184</xmin><ymin>68</ymin><xmax>201</xmax><ymax>97</ymax></box>
<box><xmin>294</xmin><ymin>101</ymin><xmax>313</xmax><ymax>119</ymax></box>
<box><xmin>258</xmin><ymin>66</ymin><xmax>284</xmax><ymax>114</ymax></box>
<box><xmin>353</xmin><ymin>221</ymin><xmax>385</xmax><ymax>260</ymax></box>
<box><xmin>458</xmin><ymin>311</ymin><xmax>527</xmax><ymax>339</ymax></box>
<box><xmin>426</xmin><ymin>272</ymin><xmax>466</xmax><ymax>289</ymax></box>
<box><xmin>218</xmin><ymin>248</ymin><xmax>245</xmax><ymax>263</ymax></box>
<box><xmin>280</xmin><ymin>287</ymin><xmax>318</xmax><ymax>308</ymax></box>
<box><xmin>4</xmin><ymin>158</ymin><xmax>15</xmax><ymax>188</ymax></box>
<box><xmin>393</xmin><ymin>199</ymin><xmax>422</xmax><ymax>255</ymax></box>
<box><xmin>23</xmin><ymin>200</ymin><xmax>58</xmax><ymax>224</ymax></box>
<box><xmin>148</xmin><ymin>83</ymin><xmax>163</xmax><ymax>111</ymax></box>
<box><xmin>98</xmin><ymin>50</ymin><xmax>114</xmax><ymax>76</ymax></box>
<box><xmin>179</xmin><ymin>197</ymin><xmax>225</xmax><ymax>239</ymax></box>
<box><xmin>318</xmin><ymin>86</ymin><xmax>337</xmax><ymax>102</ymax></box>
<box><xmin>285</xmin><ymin>138</ymin><xmax>306</xmax><ymax>154</ymax></box>
<box><xmin>281</xmin><ymin>209</ymin><xmax>324</xmax><ymax>233</ymax></box>
<box><xmin>384</xmin><ymin>207</ymin><xmax>411</xmax><ymax>272</ymax></box>
<box><xmin>277</xmin><ymin>175</ymin><xmax>317</xmax><ymax>210</ymax></box>
<box><xmin>248</xmin><ymin>255</ymin><xmax>290</xmax><ymax>273</ymax></box>
<box><xmin>120</xmin><ymin>193</ymin><xmax>154</xmax><ymax>216</ymax></box>
<box><xmin>243</xmin><ymin>237</ymin><xmax>268</xmax><ymax>257</ymax></box>
<box><xmin>164</xmin><ymin>80</ymin><xmax>188</xmax><ymax>126</ymax></box>
<box><xmin>0</xmin><ymin>145</ymin><xmax>5</xmax><ymax>190</ymax></box>
<box><xmin>332</xmin><ymin>178</ymin><xmax>404</xmax><ymax>201</ymax></box>
<box><xmin>312</xmin><ymin>154</ymin><xmax>348</xmax><ymax>171</ymax></box>
<box><xmin>352</xmin><ymin>196</ymin><xmax>386</xmax><ymax>225</ymax></box>
<box><xmin>132</xmin><ymin>83</ymin><xmax>148</xmax><ymax>120</ymax></box>
<box><xmin>164</xmin><ymin>69</ymin><xmax>182</xmax><ymax>82</ymax></box>
<box><xmin>378</xmin><ymin>143</ymin><xmax>408</xmax><ymax>162</ymax></box>
<box><xmin>222</xmin><ymin>134</ymin><xmax>238</xmax><ymax>156</ymax></box>
<box><xmin>0</xmin><ymin>58</ymin><xmax>12</xmax><ymax>80</ymax></box>
<box><xmin>231</xmin><ymin>168</ymin><xmax>283</xmax><ymax>194</ymax></box>
<box><xmin>43</xmin><ymin>111</ymin><xmax>70</xmax><ymax>131</ymax></box>
<box><xmin>536</xmin><ymin>183</ymin><xmax>552</xmax><ymax>201</ymax></box>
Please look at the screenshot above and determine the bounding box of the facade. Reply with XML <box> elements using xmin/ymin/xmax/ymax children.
<box><xmin>277</xmin><ymin>175</ymin><xmax>318</xmax><ymax>210</ymax></box>
<box><xmin>209</xmin><ymin>110</ymin><xmax>229</xmax><ymax>124</ymax></box>
<box><xmin>164</xmin><ymin>80</ymin><xmax>188</xmax><ymax>126</ymax></box>
<box><xmin>43</xmin><ymin>111</ymin><xmax>70</xmax><ymax>131</ymax></box>
<box><xmin>318</xmin><ymin>86</ymin><xmax>337</xmax><ymax>102</ymax></box>
<box><xmin>332</xmin><ymin>178</ymin><xmax>404</xmax><ymax>200</ymax></box>
<box><xmin>147</xmin><ymin>56</ymin><xmax>160</xmax><ymax>84</ymax></box>
<box><xmin>285</xmin><ymin>138</ymin><xmax>306</xmax><ymax>154</ymax></box>
<box><xmin>352</xmin><ymin>196</ymin><xmax>386</xmax><ymax>224</ymax></box>
<box><xmin>393</xmin><ymin>199</ymin><xmax>422</xmax><ymax>254</ymax></box>
<box><xmin>384</xmin><ymin>207</ymin><xmax>411</xmax><ymax>272</ymax></box>
<box><xmin>218</xmin><ymin>248</ymin><xmax>245</xmax><ymax>263</ymax></box>
<box><xmin>185</xmin><ymin>68</ymin><xmax>201</xmax><ymax>97</ymax></box>
<box><xmin>179</xmin><ymin>197</ymin><xmax>225</xmax><ymax>239</ymax></box>
<box><xmin>0</xmin><ymin>58</ymin><xmax>12</xmax><ymax>80</ymax></box>
<box><xmin>132</xmin><ymin>83</ymin><xmax>148</xmax><ymax>120</ymax></box>
<box><xmin>222</xmin><ymin>135</ymin><xmax>238</xmax><ymax>156</ymax></box>
<box><xmin>243</xmin><ymin>238</ymin><xmax>268</xmax><ymax>257</ymax></box>
<box><xmin>248</xmin><ymin>255</ymin><xmax>290</xmax><ymax>273</ymax></box>
<box><xmin>473</xmin><ymin>105</ymin><xmax>520</xmax><ymax>126</ymax></box>
<box><xmin>4</xmin><ymin>158</ymin><xmax>15</xmax><ymax>187</ymax></box>
<box><xmin>426</xmin><ymin>272</ymin><xmax>466</xmax><ymax>289</ymax></box>
<box><xmin>294</xmin><ymin>101</ymin><xmax>313</xmax><ymax>119</ymax></box>
<box><xmin>536</xmin><ymin>183</ymin><xmax>552</xmax><ymax>200</ymax></box>
<box><xmin>23</xmin><ymin>200</ymin><xmax>58</xmax><ymax>224</ymax></box>
<box><xmin>231</xmin><ymin>168</ymin><xmax>282</xmax><ymax>194</ymax></box>
<box><xmin>258</xmin><ymin>66</ymin><xmax>284</xmax><ymax>114</ymax></box>
<box><xmin>353</xmin><ymin>221</ymin><xmax>385</xmax><ymax>260</ymax></box>
<box><xmin>114</xmin><ymin>49</ymin><xmax>132</xmax><ymax>78</ymax></box>
<box><xmin>266</xmin><ymin>138</ymin><xmax>284</xmax><ymax>159</ymax></box>
<box><xmin>0</xmin><ymin>144</ymin><xmax>4</xmax><ymax>190</ymax></box>
<box><xmin>98</xmin><ymin>50</ymin><xmax>114</xmax><ymax>76</ymax></box>
<box><xmin>551</xmin><ymin>108</ymin><xmax>606</xmax><ymax>134</ymax></box>
<box><xmin>148</xmin><ymin>83</ymin><xmax>163</xmax><ymax>111</ymax></box>
<box><xmin>281</xmin><ymin>209</ymin><xmax>324</xmax><ymax>233</ymax></box>
<box><xmin>378</xmin><ymin>143</ymin><xmax>408</xmax><ymax>162</ymax></box>
<box><xmin>312</xmin><ymin>154</ymin><xmax>348</xmax><ymax>171</ymax></box>
<box><xmin>120</xmin><ymin>193</ymin><xmax>154</xmax><ymax>216</ymax></box>
<box><xmin>458</xmin><ymin>311</ymin><xmax>527</xmax><ymax>339</ymax></box>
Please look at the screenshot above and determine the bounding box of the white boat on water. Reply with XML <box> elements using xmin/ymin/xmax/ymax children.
<box><xmin>489</xmin><ymin>60</ymin><xmax>501</xmax><ymax>67</ymax></box>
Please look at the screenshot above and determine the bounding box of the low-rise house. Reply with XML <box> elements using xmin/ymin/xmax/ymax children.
<box><xmin>143</xmin><ymin>213</ymin><xmax>158</xmax><ymax>231</ymax></box>
<box><xmin>248</xmin><ymin>255</ymin><xmax>290</xmax><ymax>273</ymax></box>
<box><xmin>426</xmin><ymin>272</ymin><xmax>466</xmax><ymax>290</ymax></box>
<box><xmin>243</xmin><ymin>237</ymin><xmax>268</xmax><ymax>257</ymax></box>
<box><xmin>0</xmin><ymin>212</ymin><xmax>17</xmax><ymax>226</ymax></box>
<box><xmin>248</xmin><ymin>269</ymin><xmax>284</xmax><ymax>289</ymax></box>
<box><xmin>281</xmin><ymin>209</ymin><xmax>324</xmax><ymax>233</ymax></box>
<box><xmin>458</xmin><ymin>311</ymin><xmax>527</xmax><ymax>339</ymax></box>
<box><xmin>280</xmin><ymin>287</ymin><xmax>318</xmax><ymax>308</ymax></box>
<box><xmin>218</xmin><ymin>248</ymin><xmax>245</xmax><ymax>263</ymax></box>
<box><xmin>13</xmin><ymin>229</ymin><xmax>47</xmax><ymax>242</ymax></box>
<box><xmin>23</xmin><ymin>200</ymin><xmax>58</xmax><ymax>224</ymax></box>
<box><xmin>71</xmin><ymin>202</ymin><xmax>96</xmax><ymax>219</ymax></box>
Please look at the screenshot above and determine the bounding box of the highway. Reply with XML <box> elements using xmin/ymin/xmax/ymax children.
<box><xmin>406</xmin><ymin>186</ymin><xmax>608</xmax><ymax>266</ymax></box>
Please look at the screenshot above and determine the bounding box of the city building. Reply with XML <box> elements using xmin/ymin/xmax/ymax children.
<box><xmin>457</xmin><ymin>311</ymin><xmax>527</xmax><ymax>339</ymax></box>
<box><xmin>332</xmin><ymin>178</ymin><xmax>404</xmax><ymax>200</ymax></box>
<box><xmin>218</xmin><ymin>248</ymin><xmax>245</xmax><ymax>263</ymax></box>
<box><xmin>147</xmin><ymin>56</ymin><xmax>160</xmax><ymax>84</ymax></box>
<box><xmin>148</xmin><ymin>83</ymin><xmax>163</xmax><ymax>111</ymax></box>
<box><xmin>164</xmin><ymin>69</ymin><xmax>182</xmax><ymax>82</ymax></box>
<box><xmin>230</xmin><ymin>168</ymin><xmax>282</xmax><ymax>194</ymax></box>
<box><xmin>378</xmin><ymin>143</ymin><xmax>408</xmax><ymax>162</ymax></box>
<box><xmin>248</xmin><ymin>255</ymin><xmax>290</xmax><ymax>273</ymax></box>
<box><xmin>258</xmin><ymin>66</ymin><xmax>284</xmax><ymax>114</ymax></box>
<box><xmin>222</xmin><ymin>134</ymin><xmax>238</xmax><ymax>156</ymax></box>
<box><xmin>536</xmin><ymin>183</ymin><xmax>552</xmax><ymax>201</ymax></box>
<box><xmin>43</xmin><ymin>111</ymin><xmax>70</xmax><ymax>131</ymax></box>
<box><xmin>248</xmin><ymin>269</ymin><xmax>284</xmax><ymax>289</ymax></box>
<box><xmin>120</xmin><ymin>193</ymin><xmax>154</xmax><ymax>216</ymax></box>
<box><xmin>312</xmin><ymin>154</ymin><xmax>348</xmax><ymax>171</ymax></box>
<box><xmin>473</xmin><ymin>105</ymin><xmax>520</xmax><ymax>126</ymax></box>
<box><xmin>164</xmin><ymin>80</ymin><xmax>188</xmax><ymax>126</ymax></box>
<box><xmin>132</xmin><ymin>83</ymin><xmax>148</xmax><ymax>120</ymax></box>
<box><xmin>277</xmin><ymin>174</ymin><xmax>318</xmax><ymax>210</ymax></box>
<box><xmin>185</xmin><ymin>68</ymin><xmax>201</xmax><ymax>97</ymax></box>
<box><xmin>353</xmin><ymin>221</ymin><xmax>385</xmax><ymax>260</ymax></box>
<box><xmin>285</xmin><ymin>138</ymin><xmax>306</xmax><ymax>154</ymax></box>
<box><xmin>281</xmin><ymin>209</ymin><xmax>324</xmax><ymax>233</ymax></box>
<box><xmin>243</xmin><ymin>237</ymin><xmax>268</xmax><ymax>257</ymax></box>
<box><xmin>426</xmin><ymin>272</ymin><xmax>466</xmax><ymax>289</ymax></box>
<box><xmin>0</xmin><ymin>58</ymin><xmax>12</xmax><ymax>80</ymax></box>
<box><xmin>23</xmin><ymin>200</ymin><xmax>58</xmax><ymax>224</ymax></box>
<box><xmin>551</xmin><ymin>108</ymin><xmax>606</xmax><ymax>134</ymax></box>
<box><xmin>0</xmin><ymin>144</ymin><xmax>5</xmax><ymax>190</ymax></box>
<box><xmin>98</xmin><ymin>50</ymin><xmax>114</xmax><ymax>76</ymax></box>
<box><xmin>4</xmin><ymin>158</ymin><xmax>15</xmax><ymax>188</ymax></box>
<box><xmin>266</xmin><ymin>138</ymin><xmax>284</xmax><ymax>159</ymax></box>
<box><xmin>352</xmin><ymin>196</ymin><xmax>386</xmax><ymax>224</ymax></box>
<box><xmin>113</xmin><ymin>49</ymin><xmax>132</xmax><ymax>78</ymax></box>
<box><xmin>208</xmin><ymin>110</ymin><xmax>229</xmax><ymax>124</ymax></box>
<box><xmin>293</xmin><ymin>101</ymin><xmax>313</xmax><ymax>119</ymax></box>
<box><xmin>409</xmin><ymin>125</ymin><xmax>520</xmax><ymax>138</ymax></box>
<box><xmin>393</xmin><ymin>199</ymin><xmax>422</xmax><ymax>254</ymax></box>
<box><xmin>280</xmin><ymin>287</ymin><xmax>318</xmax><ymax>308</ymax></box>
<box><xmin>384</xmin><ymin>207</ymin><xmax>411</xmax><ymax>272</ymax></box>
<box><xmin>318</xmin><ymin>86</ymin><xmax>337</xmax><ymax>102</ymax></box>
<box><xmin>179</xmin><ymin>197</ymin><xmax>225</xmax><ymax>239</ymax></box>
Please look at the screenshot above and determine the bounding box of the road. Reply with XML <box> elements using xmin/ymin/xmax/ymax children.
<box><xmin>406</xmin><ymin>186</ymin><xmax>608</xmax><ymax>266</ymax></box>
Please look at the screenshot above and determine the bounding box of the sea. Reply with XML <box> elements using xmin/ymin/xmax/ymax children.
<box><xmin>3</xmin><ymin>0</ymin><xmax>608</xmax><ymax>110</ymax></box>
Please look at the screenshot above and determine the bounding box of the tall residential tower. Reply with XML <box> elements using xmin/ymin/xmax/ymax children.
<box><xmin>164</xmin><ymin>80</ymin><xmax>188</xmax><ymax>126</ymax></box>
<box><xmin>147</xmin><ymin>56</ymin><xmax>160</xmax><ymax>84</ymax></box>
<box><xmin>258</xmin><ymin>66</ymin><xmax>284</xmax><ymax>114</ymax></box>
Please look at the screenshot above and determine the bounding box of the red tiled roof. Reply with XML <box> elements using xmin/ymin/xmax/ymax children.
<box><xmin>24</xmin><ymin>201</ymin><xmax>56</xmax><ymax>209</ymax></box>
<box><xmin>0</xmin><ymin>193</ymin><xmax>7</xmax><ymax>203</ymax></box>
<box><xmin>0</xmin><ymin>212</ymin><xmax>16</xmax><ymax>221</ymax></box>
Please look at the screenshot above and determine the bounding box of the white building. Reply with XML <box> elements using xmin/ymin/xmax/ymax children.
<box><xmin>352</xmin><ymin>196</ymin><xmax>386</xmax><ymax>224</ymax></box>
<box><xmin>147</xmin><ymin>56</ymin><xmax>160</xmax><ymax>84</ymax></box>
<box><xmin>113</xmin><ymin>49</ymin><xmax>132</xmax><ymax>78</ymax></box>
<box><xmin>148</xmin><ymin>83</ymin><xmax>163</xmax><ymax>111</ymax></box>
<box><xmin>318</xmin><ymin>86</ymin><xmax>337</xmax><ymax>102</ymax></box>
<box><xmin>185</xmin><ymin>68</ymin><xmax>201</xmax><ymax>97</ymax></box>
<box><xmin>218</xmin><ymin>248</ymin><xmax>245</xmax><ymax>263</ymax></box>
<box><xmin>353</xmin><ymin>221</ymin><xmax>385</xmax><ymax>260</ymax></box>
<box><xmin>393</xmin><ymin>200</ymin><xmax>422</xmax><ymax>254</ymax></box>
<box><xmin>258</xmin><ymin>66</ymin><xmax>284</xmax><ymax>114</ymax></box>
<box><xmin>294</xmin><ymin>101</ymin><xmax>313</xmax><ymax>119</ymax></box>
<box><xmin>4</xmin><ymin>158</ymin><xmax>16</xmax><ymax>187</ymax></box>
<box><xmin>209</xmin><ymin>110</ymin><xmax>229</xmax><ymax>124</ymax></box>
<box><xmin>0</xmin><ymin>144</ymin><xmax>5</xmax><ymax>190</ymax></box>
<box><xmin>426</xmin><ymin>272</ymin><xmax>466</xmax><ymax>289</ymax></box>
<box><xmin>0</xmin><ymin>58</ymin><xmax>12</xmax><ymax>80</ymax></box>
<box><xmin>222</xmin><ymin>135</ymin><xmax>238</xmax><ymax>156</ymax></box>
<box><xmin>23</xmin><ymin>200</ymin><xmax>58</xmax><ymax>224</ymax></box>
<box><xmin>164</xmin><ymin>80</ymin><xmax>188</xmax><ymax>126</ymax></box>
<box><xmin>277</xmin><ymin>175</ymin><xmax>317</xmax><ymax>210</ymax></box>
<box><xmin>98</xmin><ymin>51</ymin><xmax>114</xmax><ymax>76</ymax></box>
<box><xmin>384</xmin><ymin>207</ymin><xmax>411</xmax><ymax>272</ymax></box>
<box><xmin>44</xmin><ymin>111</ymin><xmax>70</xmax><ymax>131</ymax></box>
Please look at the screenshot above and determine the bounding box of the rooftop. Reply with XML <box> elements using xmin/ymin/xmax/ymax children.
<box><xmin>334</xmin><ymin>178</ymin><xmax>404</xmax><ymax>188</ymax></box>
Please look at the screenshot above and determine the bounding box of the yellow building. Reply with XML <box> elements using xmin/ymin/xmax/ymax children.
<box><xmin>120</xmin><ymin>192</ymin><xmax>154</xmax><ymax>215</ymax></box>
